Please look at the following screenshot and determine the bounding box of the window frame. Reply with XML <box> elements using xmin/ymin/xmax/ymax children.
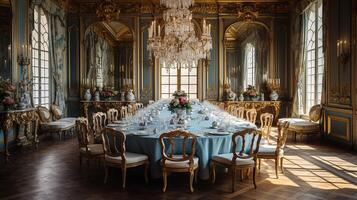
<box><xmin>31</xmin><ymin>5</ymin><xmax>51</xmax><ymax>108</ymax></box>
<box><xmin>244</xmin><ymin>43</ymin><xmax>256</xmax><ymax>88</ymax></box>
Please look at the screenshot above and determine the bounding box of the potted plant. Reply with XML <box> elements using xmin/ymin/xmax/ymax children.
<box><xmin>243</xmin><ymin>85</ymin><xmax>260</xmax><ymax>101</ymax></box>
<box><xmin>0</xmin><ymin>77</ymin><xmax>17</xmax><ymax>111</ymax></box>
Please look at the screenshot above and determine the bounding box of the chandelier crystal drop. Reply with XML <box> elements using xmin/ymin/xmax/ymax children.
<box><xmin>148</xmin><ymin>0</ymin><xmax>212</xmax><ymax>71</ymax></box>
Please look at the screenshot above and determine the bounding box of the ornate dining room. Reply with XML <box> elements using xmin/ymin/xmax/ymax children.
<box><xmin>0</xmin><ymin>0</ymin><xmax>356</xmax><ymax>199</ymax></box>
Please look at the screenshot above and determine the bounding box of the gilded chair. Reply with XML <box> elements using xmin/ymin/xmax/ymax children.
<box><xmin>102</xmin><ymin>128</ymin><xmax>149</xmax><ymax>188</ymax></box>
<box><xmin>37</xmin><ymin>106</ymin><xmax>75</xmax><ymax>141</ymax></box>
<box><xmin>127</xmin><ymin>104</ymin><xmax>134</xmax><ymax>117</ymax></box>
<box><xmin>92</xmin><ymin>112</ymin><xmax>107</xmax><ymax>138</ymax></box>
<box><xmin>211</xmin><ymin>128</ymin><xmax>262</xmax><ymax>192</ymax></box>
<box><xmin>259</xmin><ymin>113</ymin><xmax>274</xmax><ymax>144</ymax></box>
<box><xmin>217</xmin><ymin>102</ymin><xmax>225</xmax><ymax>110</ymax></box>
<box><xmin>246</xmin><ymin>109</ymin><xmax>257</xmax><ymax>124</ymax></box>
<box><xmin>278</xmin><ymin>104</ymin><xmax>322</xmax><ymax>142</ymax></box>
<box><xmin>120</xmin><ymin>106</ymin><xmax>128</xmax><ymax>119</ymax></box>
<box><xmin>107</xmin><ymin>108</ymin><xmax>119</xmax><ymax>124</ymax></box>
<box><xmin>257</xmin><ymin>121</ymin><xmax>289</xmax><ymax>178</ymax></box>
<box><xmin>234</xmin><ymin>107</ymin><xmax>245</xmax><ymax>119</ymax></box>
<box><xmin>76</xmin><ymin>118</ymin><xmax>103</xmax><ymax>168</ymax></box>
<box><xmin>226</xmin><ymin>105</ymin><xmax>235</xmax><ymax>115</ymax></box>
<box><xmin>159</xmin><ymin>130</ymin><xmax>199</xmax><ymax>193</ymax></box>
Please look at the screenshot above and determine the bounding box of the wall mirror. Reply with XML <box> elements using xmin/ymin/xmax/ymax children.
<box><xmin>83</xmin><ymin>21</ymin><xmax>133</xmax><ymax>92</ymax></box>
<box><xmin>0</xmin><ymin>0</ymin><xmax>12</xmax><ymax>79</ymax></box>
<box><xmin>224</xmin><ymin>21</ymin><xmax>269</xmax><ymax>93</ymax></box>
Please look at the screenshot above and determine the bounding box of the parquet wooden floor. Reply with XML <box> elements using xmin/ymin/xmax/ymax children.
<box><xmin>1</xmin><ymin>132</ymin><xmax>357</xmax><ymax>200</ymax></box>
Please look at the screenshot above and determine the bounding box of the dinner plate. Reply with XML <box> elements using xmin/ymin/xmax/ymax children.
<box><xmin>133</xmin><ymin>131</ymin><xmax>151</xmax><ymax>136</ymax></box>
<box><xmin>107</xmin><ymin>123</ymin><xmax>121</xmax><ymax>127</ymax></box>
<box><xmin>206</xmin><ymin>131</ymin><xmax>230</xmax><ymax>136</ymax></box>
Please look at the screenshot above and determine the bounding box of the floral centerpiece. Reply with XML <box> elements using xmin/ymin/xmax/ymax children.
<box><xmin>243</xmin><ymin>85</ymin><xmax>260</xmax><ymax>101</ymax></box>
<box><xmin>100</xmin><ymin>87</ymin><xmax>118</xmax><ymax>100</ymax></box>
<box><xmin>168</xmin><ymin>90</ymin><xmax>192</xmax><ymax>113</ymax></box>
<box><xmin>0</xmin><ymin>77</ymin><xmax>16</xmax><ymax>110</ymax></box>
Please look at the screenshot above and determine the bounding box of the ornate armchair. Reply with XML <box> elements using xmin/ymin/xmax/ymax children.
<box><xmin>210</xmin><ymin>128</ymin><xmax>262</xmax><ymax>192</ymax></box>
<box><xmin>278</xmin><ymin>104</ymin><xmax>322</xmax><ymax>142</ymax></box>
<box><xmin>92</xmin><ymin>112</ymin><xmax>107</xmax><ymax>138</ymax></box>
<box><xmin>37</xmin><ymin>106</ymin><xmax>75</xmax><ymax>141</ymax></box>
<box><xmin>257</xmin><ymin>121</ymin><xmax>289</xmax><ymax>178</ymax></box>
<box><xmin>102</xmin><ymin>128</ymin><xmax>149</xmax><ymax>188</ymax></box>
<box><xmin>107</xmin><ymin>108</ymin><xmax>119</xmax><ymax>124</ymax></box>
<box><xmin>76</xmin><ymin>118</ymin><xmax>103</xmax><ymax>168</ymax></box>
<box><xmin>159</xmin><ymin>130</ymin><xmax>199</xmax><ymax>193</ymax></box>
<box><xmin>259</xmin><ymin>113</ymin><xmax>274</xmax><ymax>144</ymax></box>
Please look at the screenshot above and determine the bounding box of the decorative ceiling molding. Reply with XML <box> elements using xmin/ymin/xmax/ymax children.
<box><xmin>237</xmin><ymin>4</ymin><xmax>258</xmax><ymax>22</ymax></box>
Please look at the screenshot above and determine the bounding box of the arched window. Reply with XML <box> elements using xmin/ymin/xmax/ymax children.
<box><xmin>161</xmin><ymin>64</ymin><xmax>198</xmax><ymax>99</ymax></box>
<box><xmin>32</xmin><ymin>6</ymin><xmax>50</xmax><ymax>108</ymax></box>
<box><xmin>304</xmin><ymin>0</ymin><xmax>323</xmax><ymax>113</ymax></box>
<box><xmin>244</xmin><ymin>43</ymin><xmax>256</xmax><ymax>88</ymax></box>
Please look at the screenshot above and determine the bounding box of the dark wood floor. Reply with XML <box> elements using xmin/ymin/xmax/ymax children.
<box><xmin>1</xmin><ymin>133</ymin><xmax>357</xmax><ymax>200</ymax></box>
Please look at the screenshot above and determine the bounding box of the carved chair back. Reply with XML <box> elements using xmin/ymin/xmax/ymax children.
<box><xmin>277</xmin><ymin>121</ymin><xmax>290</xmax><ymax>155</ymax></box>
<box><xmin>232</xmin><ymin>128</ymin><xmax>262</xmax><ymax>162</ymax></box>
<box><xmin>246</xmin><ymin>109</ymin><xmax>257</xmax><ymax>124</ymax></box>
<box><xmin>102</xmin><ymin>128</ymin><xmax>126</xmax><ymax>164</ymax></box>
<box><xmin>308</xmin><ymin>104</ymin><xmax>322</xmax><ymax>122</ymax></box>
<box><xmin>107</xmin><ymin>108</ymin><xmax>119</xmax><ymax>123</ymax></box>
<box><xmin>37</xmin><ymin>106</ymin><xmax>52</xmax><ymax>123</ymax></box>
<box><xmin>159</xmin><ymin>130</ymin><xmax>197</xmax><ymax>168</ymax></box>
<box><xmin>120</xmin><ymin>106</ymin><xmax>128</xmax><ymax>119</ymax></box>
<box><xmin>260</xmin><ymin>113</ymin><xmax>274</xmax><ymax>143</ymax></box>
<box><xmin>76</xmin><ymin>117</ymin><xmax>93</xmax><ymax>151</ymax></box>
<box><xmin>234</xmin><ymin>107</ymin><xmax>245</xmax><ymax>119</ymax></box>
<box><xmin>92</xmin><ymin>112</ymin><xmax>107</xmax><ymax>136</ymax></box>
<box><xmin>127</xmin><ymin>104</ymin><xmax>134</xmax><ymax>116</ymax></box>
<box><xmin>135</xmin><ymin>103</ymin><xmax>144</xmax><ymax>110</ymax></box>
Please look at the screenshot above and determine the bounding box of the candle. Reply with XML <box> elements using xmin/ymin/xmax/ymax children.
<box><xmin>158</xmin><ymin>25</ymin><xmax>161</xmax><ymax>36</ymax></box>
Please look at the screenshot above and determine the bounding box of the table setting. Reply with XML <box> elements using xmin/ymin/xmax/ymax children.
<box><xmin>107</xmin><ymin>98</ymin><xmax>256</xmax><ymax>179</ymax></box>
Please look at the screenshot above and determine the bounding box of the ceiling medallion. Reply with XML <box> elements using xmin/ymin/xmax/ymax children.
<box><xmin>96</xmin><ymin>0</ymin><xmax>120</xmax><ymax>22</ymax></box>
<box><xmin>147</xmin><ymin>0</ymin><xmax>212</xmax><ymax>72</ymax></box>
<box><xmin>237</xmin><ymin>4</ymin><xmax>259</xmax><ymax>22</ymax></box>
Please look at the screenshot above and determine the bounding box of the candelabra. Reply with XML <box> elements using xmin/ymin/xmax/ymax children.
<box><xmin>17</xmin><ymin>44</ymin><xmax>31</xmax><ymax>66</ymax></box>
<box><xmin>16</xmin><ymin>43</ymin><xmax>32</xmax><ymax>110</ymax></box>
<box><xmin>337</xmin><ymin>39</ymin><xmax>349</xmax><ymax>65</ymax></box>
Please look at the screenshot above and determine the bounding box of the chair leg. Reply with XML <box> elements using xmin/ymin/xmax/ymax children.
<box><xmin>231</xmin><ymin>167</ymin><xmax>237</xmax><ymax>193</ymax></box>
<box><xmin>122</xmin><ymin>167</ymin><xmax>127</xmax><ymax>189</ymax></box>
<box><xmin>162</xmin><ymin>170</ymin><xmax>167</xmax><ymax>192</ymax></box>
<box><xmin>104</xmin><ymin>165</ymin><xmax>109</xmax><ymax>184</ymax></box>
<box><xmin>189</xmin><ymin>171</ymin><xmax>195</xmax><ymax>193</ymax></box>
<box><xmin>144</xmin><ymin>161</ymin><xmax>149</xmax><ymax>183</ymax></box>
<box><xmin>240</xmin><ymin>169</ymin><xmax>243</xmax><ymax>181</ymax></box>
<box><xmin>280</xmin><ymin>157</ymin><xmax>284</xmax><ymax>174</ymax></box>
<box><xmin>194</xmin><ymin>168</ymin><xmax>198</xmax><ymax>183</ymax></box>
<box><xmin>253</xmin><ymin>166</ymin><xmax>257</xmax><ymax>189</ymax></box>
<box><xmin>258</xmin><ymin>158</ymin><xmax>261</xmax><ymax>170</ymax></box>
<box><xmin>275</xmin><ymin>158</ymin><xmax>279</xmax><ymax>179</ymax></box>
<box><xmin>210</xmin><ymin>162</ymin><xmax>216</xmax><ymax>183</ymax></box>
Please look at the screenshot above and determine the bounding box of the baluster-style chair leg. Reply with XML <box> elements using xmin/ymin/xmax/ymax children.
<box><xmin>232</xmin><ymin>167</ymin><xmax>237</xmax><ymax>192</ymax></box>
<box><xmin>194</xmin><ymin>168</ymin><xmax>198</xmax><ymax>183</ymax></box>
<box><xmin>280</xmin><ymin>157</ymin><xmax>284</xmax><ymax>173</ymax></box>
<box><xmin>162</xmin><ymin>170</ymin><xmax>167</xmax><ymax>192</ymax></box>
<box><xmin>122</xmin><ymin>167</ymin><xmax>127</xmax><ymax>189</ymax></box>
<box><xmin>210</xmin><ymin>162</ymin><xmax>216</xmax><ymax>183</ymax></box>
<box><xmin>253</xmin><ymin>166</ymin><xmax>257</xmax><ymax>189</ymax></box>
<box><xmin>275</xmin><ymin>158</ymin><xmax>279</xmax><ymax>179</ymax></box>
<box><xmin>258</xmin><ymin>158</ymin><xmax>261</xmax><ymax>170</ymax></box>
<box><xmin>189</xmin><ymin>171</ymin><xmax>194</xmax><ymax>193</ymax></box>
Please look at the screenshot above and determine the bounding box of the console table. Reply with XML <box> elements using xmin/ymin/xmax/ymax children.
<box><xmin>224</xmin><ymin>101</ymin><xmax>281</xmax><ymax>122</ymax></box>
<box><xmin>0</xmin><ymin>108</ymin><xmax>39</xmax><ymax>161</ymax></box>
<box><xmin>80</xmin><ymin>100</ymin><xmax>135</xmax><ymax>118</ymax></box>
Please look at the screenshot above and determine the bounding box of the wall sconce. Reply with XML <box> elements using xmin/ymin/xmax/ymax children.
<box><xmin>337</xmin><ymin>39</ymin><xmax>349</xmax><ymax>65</ymax></box>
<box><xmin>17</xmin><ymin>43</ymin><xmax>31</xmax><ymax>66</ymax></box>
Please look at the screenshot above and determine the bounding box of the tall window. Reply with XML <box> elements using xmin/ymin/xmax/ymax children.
<box><xmin>32</xmin><ymin>6</ymin><xmax>50</xmax><ymax>108</ymax></box>
<box><xmin>161</xmin><ymin>65</ymin><xmax>198</xmax><ymax>99</ymax></box>
<box><xmin>304</xmin><ymin>0</ymin><xmax>323</xmax><ymax>113</ymax></box>
<box><xmin>244</xmin><ymin>43</ymin><xmax>256</xmax><ymax>88</ymax></box>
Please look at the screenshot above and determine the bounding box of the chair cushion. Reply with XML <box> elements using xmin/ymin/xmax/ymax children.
<box><xmin>163</xmin><ymin>155</ymin><xmax>199</xmax><ymax>169</ymax></box>
<box><xmin>309</xmin><ymin>104</ymin><xmax>322</xmax><ymax>122</ymax></box>
<box><xmin>212</xmin><ymin>153</ymin><xmax>254</xmax><ymax>166</ymax></box>
<box><xmin>278</xmin><ymin>118</ymin><xmax>320</xmax><ymax>132</ymax></box>
<box><xmin>258</xmin><ymin>144</ymin><xmax>277</xmax><ymax>155</ymax></box>
<box><xmin>80</xmin><ymin>144</ymin><xmax>103</xmax><ymax>155</ymax></box>
<box><xmin>105</xmin><ymin>152</ymin><xmax>148</xmax><ymax>164</ymax></box>
<box><xmin>41</xmin><ymin>121</ymin><xmax>75</xmax><ymax>130</ymax></box>
<box><xmin>59</xmin><ymin>117</ymin><xmax>77</xmax><ymax>123</ymax></box>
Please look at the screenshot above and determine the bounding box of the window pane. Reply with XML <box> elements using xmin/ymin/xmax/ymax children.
<box><xmin>181</xmin><ymin>76</ymin><xmax>188</xmax><ymax>84</ymax></box>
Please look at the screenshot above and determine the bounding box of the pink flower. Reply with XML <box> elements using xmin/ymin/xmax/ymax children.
<box><xmin>2</xmin><ymin>96</ymin><xmax>15</xmax><ymax>106</ymax></box>
<box><xmin>179</xmin><ymin>97</ymin><xmax>187</xmax><ymax>105</ymax></box>
<box><xmin>7</xmin><ymin>85</ymin><xmax>16</xmax><ymax>92</ymax></box>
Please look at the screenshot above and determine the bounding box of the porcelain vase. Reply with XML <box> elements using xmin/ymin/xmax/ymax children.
<box><xmin>126</xmin><ymin>90</ymin><xmax>135</xmax><ymax>102</ymax></box>
<box><xmin>84</xmin><ymin>89</ymin><xmax>92</xmax><ymax>101</ymax></box>
<box><xmin>270</xmin><ymin>91</ymin><xmax>279</xmax><ymax>101</ymax></box>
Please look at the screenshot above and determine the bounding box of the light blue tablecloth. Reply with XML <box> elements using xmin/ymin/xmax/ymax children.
<box><xmin>112</xmin><ymin>101</ymin><xmax>256</xmax><ymax>180</ymax></box>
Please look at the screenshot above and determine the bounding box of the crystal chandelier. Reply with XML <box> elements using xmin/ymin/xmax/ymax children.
<box><xmin>148</xmin><ymin>0</ymin><xmax>212</xmax><ymax>71</ymax></box>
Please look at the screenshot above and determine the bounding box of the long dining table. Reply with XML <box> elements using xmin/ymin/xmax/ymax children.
<box><xmin>110</xmin><ymin>100</ymin><xmax>256</xmax><ymax>180</ymax></box>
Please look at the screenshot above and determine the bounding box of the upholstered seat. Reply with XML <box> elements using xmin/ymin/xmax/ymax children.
<box><xmin>212</xmin><ymin>153</ymin><xmax>254</xmax><ymax>166</ymax></box>
<box><xmin>41</xmin><ymin>121</ymin><xmax>75</xmax><ymax>130</ymax></box>
<box><xmin>278</xmin><ymin>104</ymin><xmax>322</xmax><ymax>142</ymax></box>
<box><xmin>278</xmin><ymin>118</ymin><xmax>319</xmax><ymax>132</ymax></box>
<box><xmin>163</xmin><ymin>155</ymin><xmax>199</xmax><ymax>169</ymax></box>
<box><xmin>80</xmin><ymin>144</ymin><xmax>103</xmax><ymax>155</ymax></box>
<box><xmin>105</xmin><ymin>152</ymin><xmax>149</xmax><ymax>164</ymax></box>
<box><xmin>58</xmin><ymin>117</ymin><xmax>77</xmax><ymax>123</ymax></box>
<box><xmin>258</xmin><ymin>144</ymin><xmax>280</xmax><ymax>155</ymax></box>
